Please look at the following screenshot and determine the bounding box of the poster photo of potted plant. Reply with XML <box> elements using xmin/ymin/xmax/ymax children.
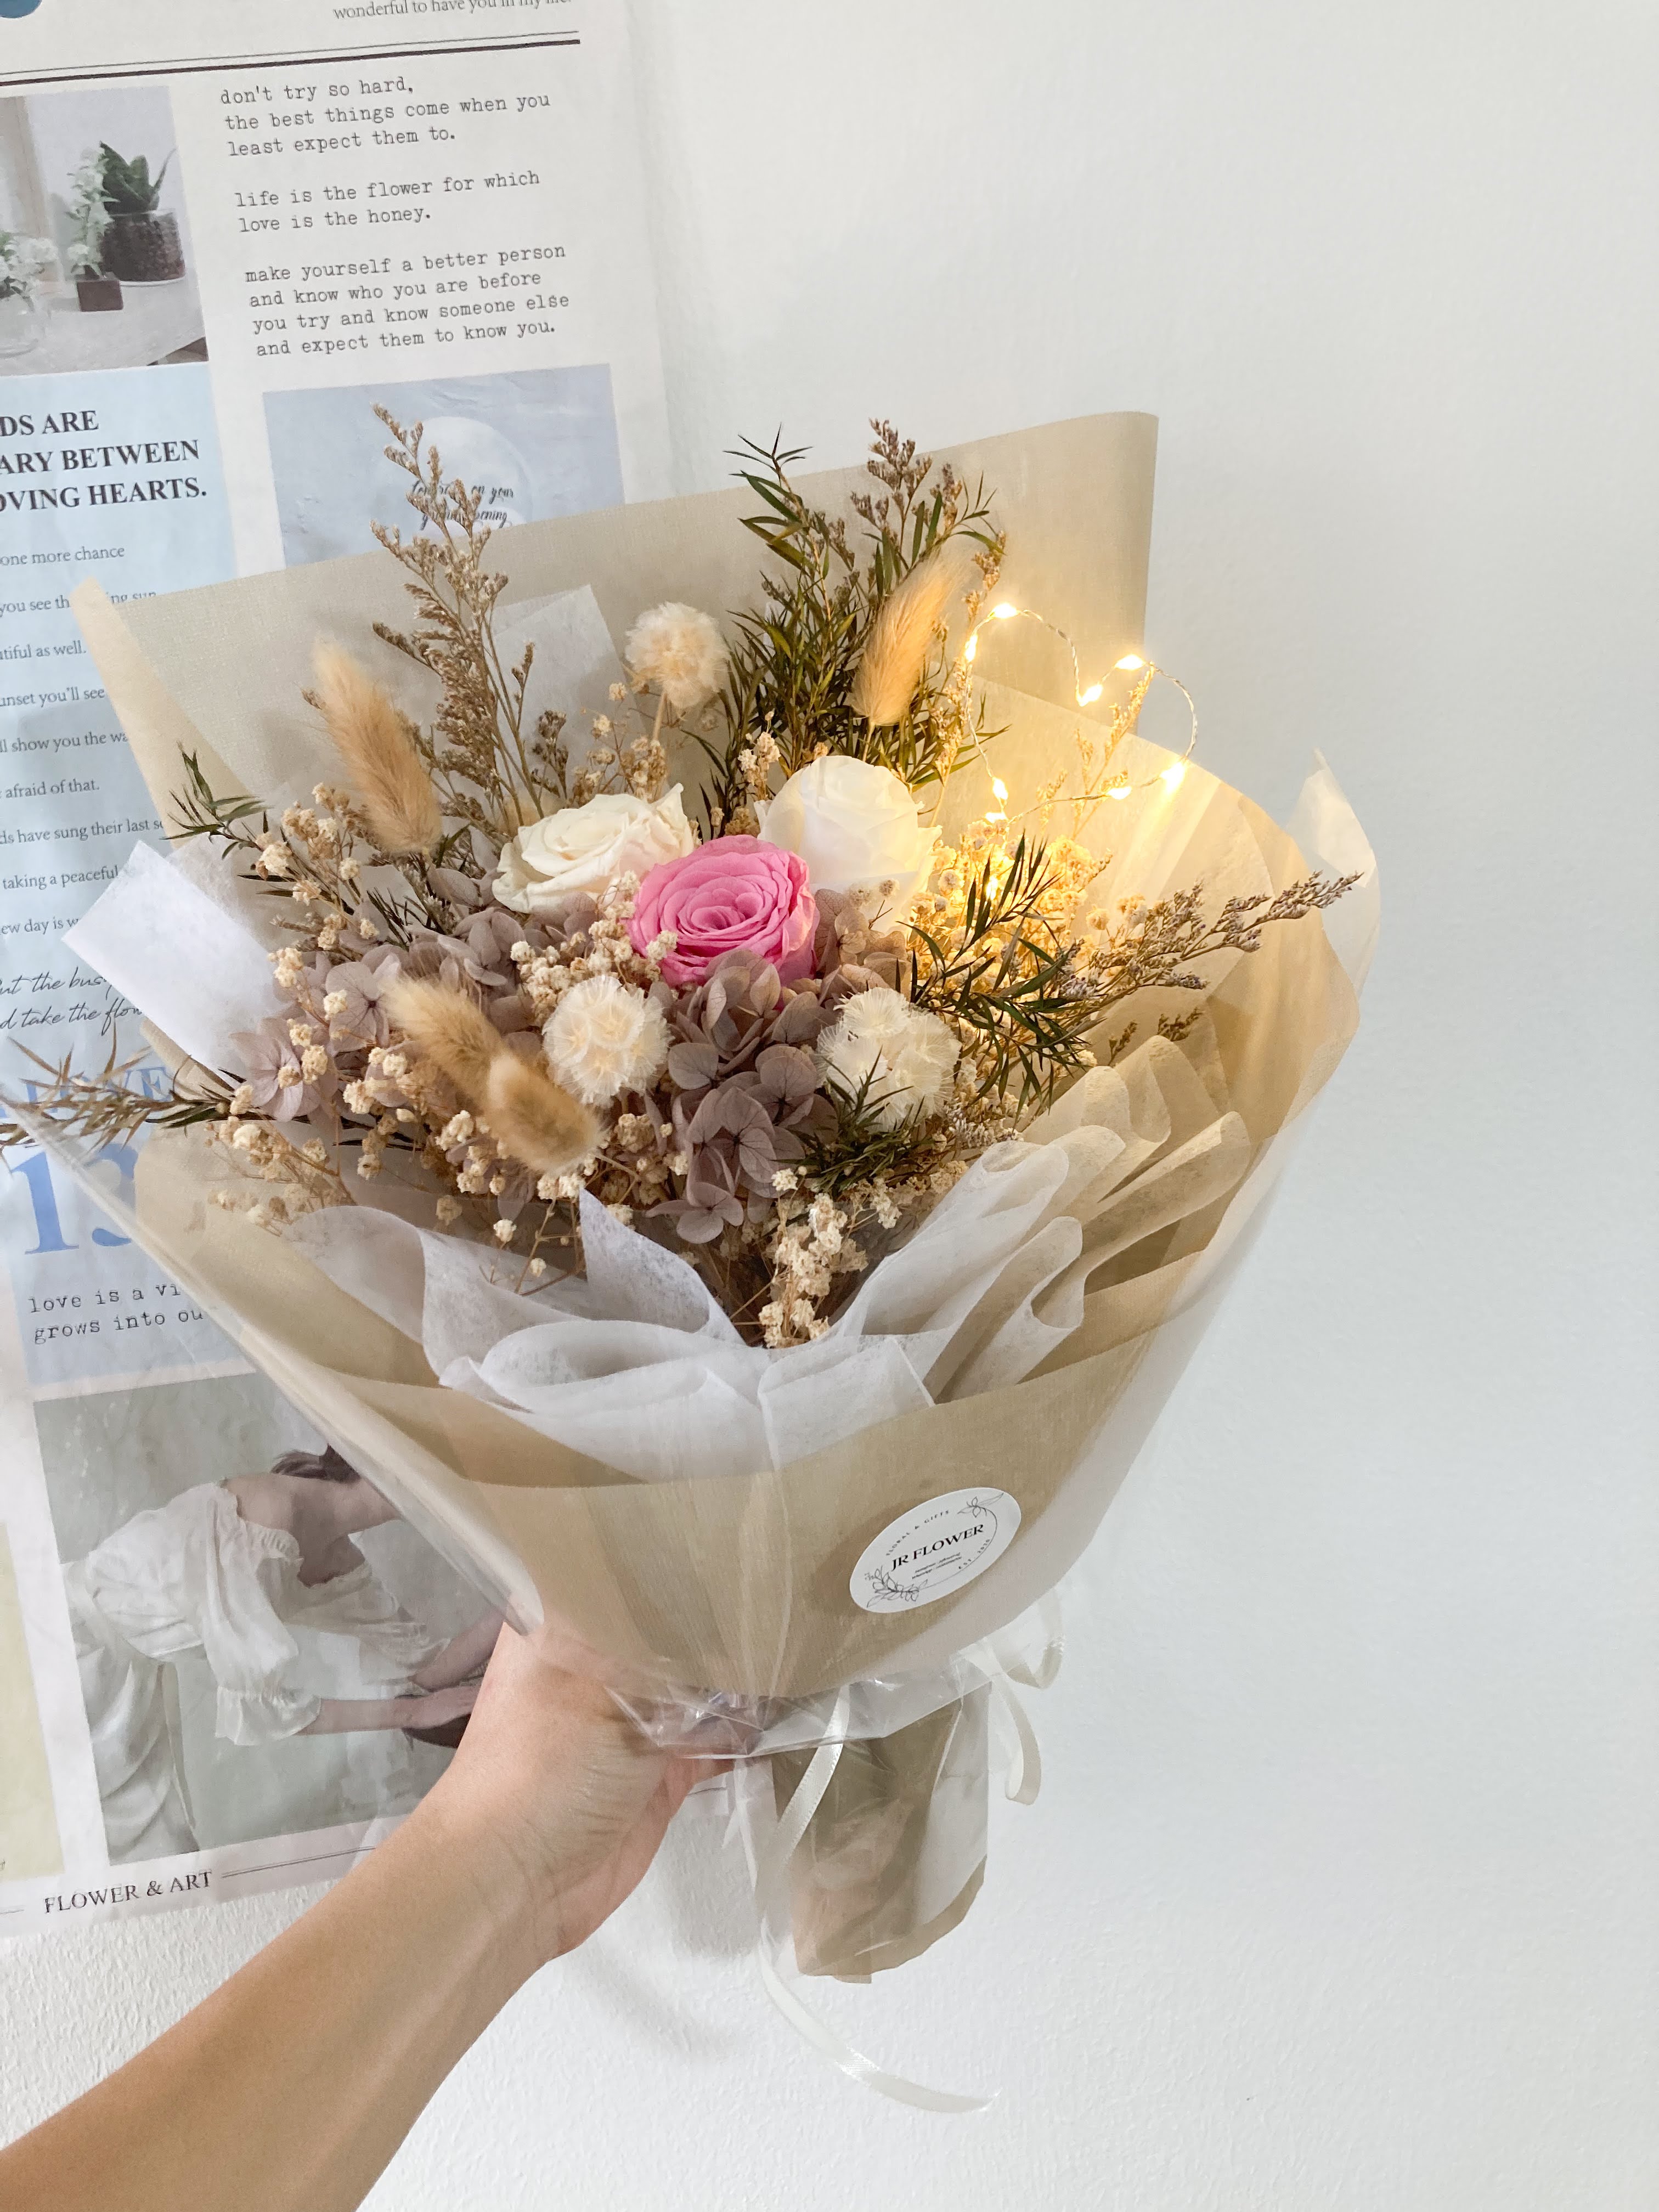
<box><xmin>96</xmin><ymin>143</ymin><xmax>184</xmax><ymax>284</ymax></box>
<box><xmin>64</xmin><ymin>149</ymin><xmax>120</xmax><ymax>311</ymax></box>
<box><xmin>0</xmin><ymin>228</ymin><xmax>54</xmax><ymax>356</ymax></box>
<box><xmin>0</xmin><ymin>85</ymin><xmax>206</xmax><ymax>375</ymax></box>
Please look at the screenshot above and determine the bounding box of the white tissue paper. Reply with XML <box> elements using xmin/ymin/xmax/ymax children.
<box><xmin>488</xmin><ymin>587</ymin><xmax>629</xmax><ymax>755</ymax></box>
<box><xmin>283</xmin><ymin>1032</ymin><xmax>1248</xmax><ymax>1486</ymax></box>
<box><xmin>64</xmin><ymin>842</ymin><xmax>283</xmax><ymax>1072</ymax></box>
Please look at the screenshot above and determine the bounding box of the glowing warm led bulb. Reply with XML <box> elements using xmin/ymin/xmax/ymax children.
<box><xmin>1114</xmin><ymin>653</ymin><xmax>1146</xmax><ymax>672</ymax></box>
<box><xmin>1077</xmin><ymin>682</ymin><xmax>1103</xmax><ymax>706</ymax></box>
<box><xmin>991</xmin><ymin>602</ymin><xmax>1019</xmax><ymax>620</ymax></box>
<box><xmin>963</xmin><ymin>634</ymin><xmax>978</xmax><ymax>662</ymax></box>
<box><xmin>991</xmin><ymin>778</ymin><xmax>1008</xmax><ymax>803</ymax></box>
<box><xmin>1160</xmin><ymin>761</ymin><xmax>1187</xmax><ymax>791</ymax></box>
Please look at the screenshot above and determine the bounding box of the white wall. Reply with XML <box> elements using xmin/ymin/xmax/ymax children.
<box><xmin>3</xmin><ymin>3</ymin><xmax>1655</xmax><ymax>2204</ymax></box>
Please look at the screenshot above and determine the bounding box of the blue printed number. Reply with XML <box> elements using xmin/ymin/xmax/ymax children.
<box><xmin>88</xmin><ymin>1143</ymin><xmax>137</xmax><ymax>1246</ymax></box>
<box><xmin>7</xmin><ymin>1148</ymin><xmax>132</xmax><ymax>1253</ymax></box>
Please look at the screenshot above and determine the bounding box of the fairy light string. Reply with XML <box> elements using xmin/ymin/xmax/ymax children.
<box><xmin>958</xmin><ymin>601</ymin><xmax>1199</xmax><ymax>811</ymax></box>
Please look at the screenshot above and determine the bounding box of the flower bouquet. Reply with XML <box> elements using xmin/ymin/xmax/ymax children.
<box><xmin>13</xmin><ymin>411</ymin><xmax>1374</xmax><ymax>2081</ymax></box>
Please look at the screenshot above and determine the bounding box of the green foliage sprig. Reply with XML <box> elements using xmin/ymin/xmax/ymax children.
<box><xmin>910</xmin><ymin>841</ymin><xmax>1363</xmax><ymax>1113</ymax></box>
<box><xmin>794</xmin><ymin>1065</ymin><xmax>952</xmax><ymax>1199</ymax></box>
<box><xmin>170</xmin><ymin>749</ymin><xmax>272</xmax><ymax>854</ymax></box>
<box><xmin>0</xmin><ymin>1042</ymin><xmax>229</xmax><ymax>1157</ymax></box>
<box><xmin>697</xmin><ymin>423</ymin><xmax>1003</xmax><ymax>827</ymax></box>
<box><xmin>909</xmin><ymin>837</ymin><xmax>1093</xmax><ymax>1110</ymax></box>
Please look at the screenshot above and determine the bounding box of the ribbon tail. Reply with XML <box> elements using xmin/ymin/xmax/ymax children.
<box><xmin>988</xmin><ymin>1674</ymin><xmax>1043</xmax><ymax>1807</ymax></box>
<box><xmin>756</xmin><ymin>1939</ymin><xmax>993</xmax><ymax>2113</ymax></box>
<box><xmin>963</xmin><ymin>1586</ymin><xmax>1064</xmax><ymax>1803</ymax></box>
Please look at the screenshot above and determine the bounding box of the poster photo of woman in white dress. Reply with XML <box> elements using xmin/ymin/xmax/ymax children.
<box><xmin>35</xmin><ymin>1373</ymin><xmax>503</xmax><ymax>1868</ymax></box>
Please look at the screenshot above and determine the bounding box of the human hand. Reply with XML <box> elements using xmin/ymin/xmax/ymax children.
<box><xmin>417</xmin><ymin>1621</ymin><xmax>701</xmax><ymax>1969</ymax></box>
<box><xmin>403</xmin><ymin>1683</ymin><xmax>479</xmax><ymax>1734</ymax></box>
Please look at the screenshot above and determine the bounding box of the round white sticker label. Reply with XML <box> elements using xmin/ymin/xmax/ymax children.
<box><xmin>849</xmin><ymin>1488</ymin><xmax>1022</xmax><ymax>1614</ymax></box>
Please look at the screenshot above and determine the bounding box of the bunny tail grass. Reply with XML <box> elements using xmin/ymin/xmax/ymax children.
<box><xmin>311</xmin><ymin>640</ymin><xmax>442</xmax><ymax>855</ymax></box>
<box><xmin>848</xmin><ymin>541</ymin><xmax>975</xmax><ymax>729</ymax></box>
<box><xmin>482</xmin><ymin>1054</ymin><xmax>599</xmax><ymax>1177</ymax></box>
<box><xmin>383</xmin><ymin>978</ymin><xmax>503</xmax><ymax>1106</ymax></box>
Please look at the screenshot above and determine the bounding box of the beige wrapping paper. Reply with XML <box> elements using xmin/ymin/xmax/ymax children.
<box><xmin>71</xmin><ymin>414</ymin><xmax>1158</xmax><ymax>843</ymax></box>
<box><xmin>53</xmin><ymin>414</ymin><xmax>1371</xmax><ymax>1983</ymax></box>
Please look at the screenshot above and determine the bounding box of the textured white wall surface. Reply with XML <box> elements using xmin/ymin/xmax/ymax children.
<box><xmin>3</xmin><ymin>3</ymin><xmax>1655</xmax><ymax>2205</ymax></box>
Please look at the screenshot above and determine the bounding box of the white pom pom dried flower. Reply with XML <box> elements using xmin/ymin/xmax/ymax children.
<box><xmin>544</xmin><ymin>974</ymin><xmax>670</xmax><ymax>1107</ymax></box>
<box><xmin>816</xmin><ymin>986</ymin><xmax>959</xmax><ymax>1130</ymax></box>
<box><xmin>623</xmin><ymin>602</ymin><xmax>730</xmax><ymax>714</ymax></box>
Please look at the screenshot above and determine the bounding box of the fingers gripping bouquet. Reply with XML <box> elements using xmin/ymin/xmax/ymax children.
<box><xmin>14</xmin><ymin>414</ymin><xmax>1375</xmax><ymax>2056</ymax></box>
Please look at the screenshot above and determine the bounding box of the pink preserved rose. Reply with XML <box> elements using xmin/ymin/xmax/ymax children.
<box><xmin>628</xmin><ymin>836</ymin><xmax>817</xmax><ymax>989</ymax></box>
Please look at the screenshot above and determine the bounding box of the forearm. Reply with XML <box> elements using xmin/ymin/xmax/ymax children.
<box><xmin>0</xmin><ymin>1793</ymin><xmax>532</xmax><ymax>2212</ymax></box>
<box><xmin>0</xmin><ymin>1626</ymin><xmax>691</xmax><ymax>2212</ymax></box>
<box><xmin>301</xmin><ymin>1695</ymin><xmax>422</xmax><ymax>1735</ymax></box>
<box><xmin>415</xmin><ymin>1613</ymin><xmax>503</xmax><ymax>1690</ymax></box>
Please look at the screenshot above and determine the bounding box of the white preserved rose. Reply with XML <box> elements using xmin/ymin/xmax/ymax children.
<box><xmin>493</xmin><ymin>787</ymin><xmax>696</xmax><ymax>914</ymax></box>
<box><xmin>757</xmin><ymin>754</ymin><xmax>939</xmax><ymax>922</ymax></box>
<box><xmin>815</xmin><ymin>986</ymin><xmax>959</xmax><ymax>1130</ymax></box>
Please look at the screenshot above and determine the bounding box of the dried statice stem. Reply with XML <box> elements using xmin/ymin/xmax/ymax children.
<box><xmin>311</xmin><ymin>641</ymin><xmax>441</xmax><ymax>855</ymax></box>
